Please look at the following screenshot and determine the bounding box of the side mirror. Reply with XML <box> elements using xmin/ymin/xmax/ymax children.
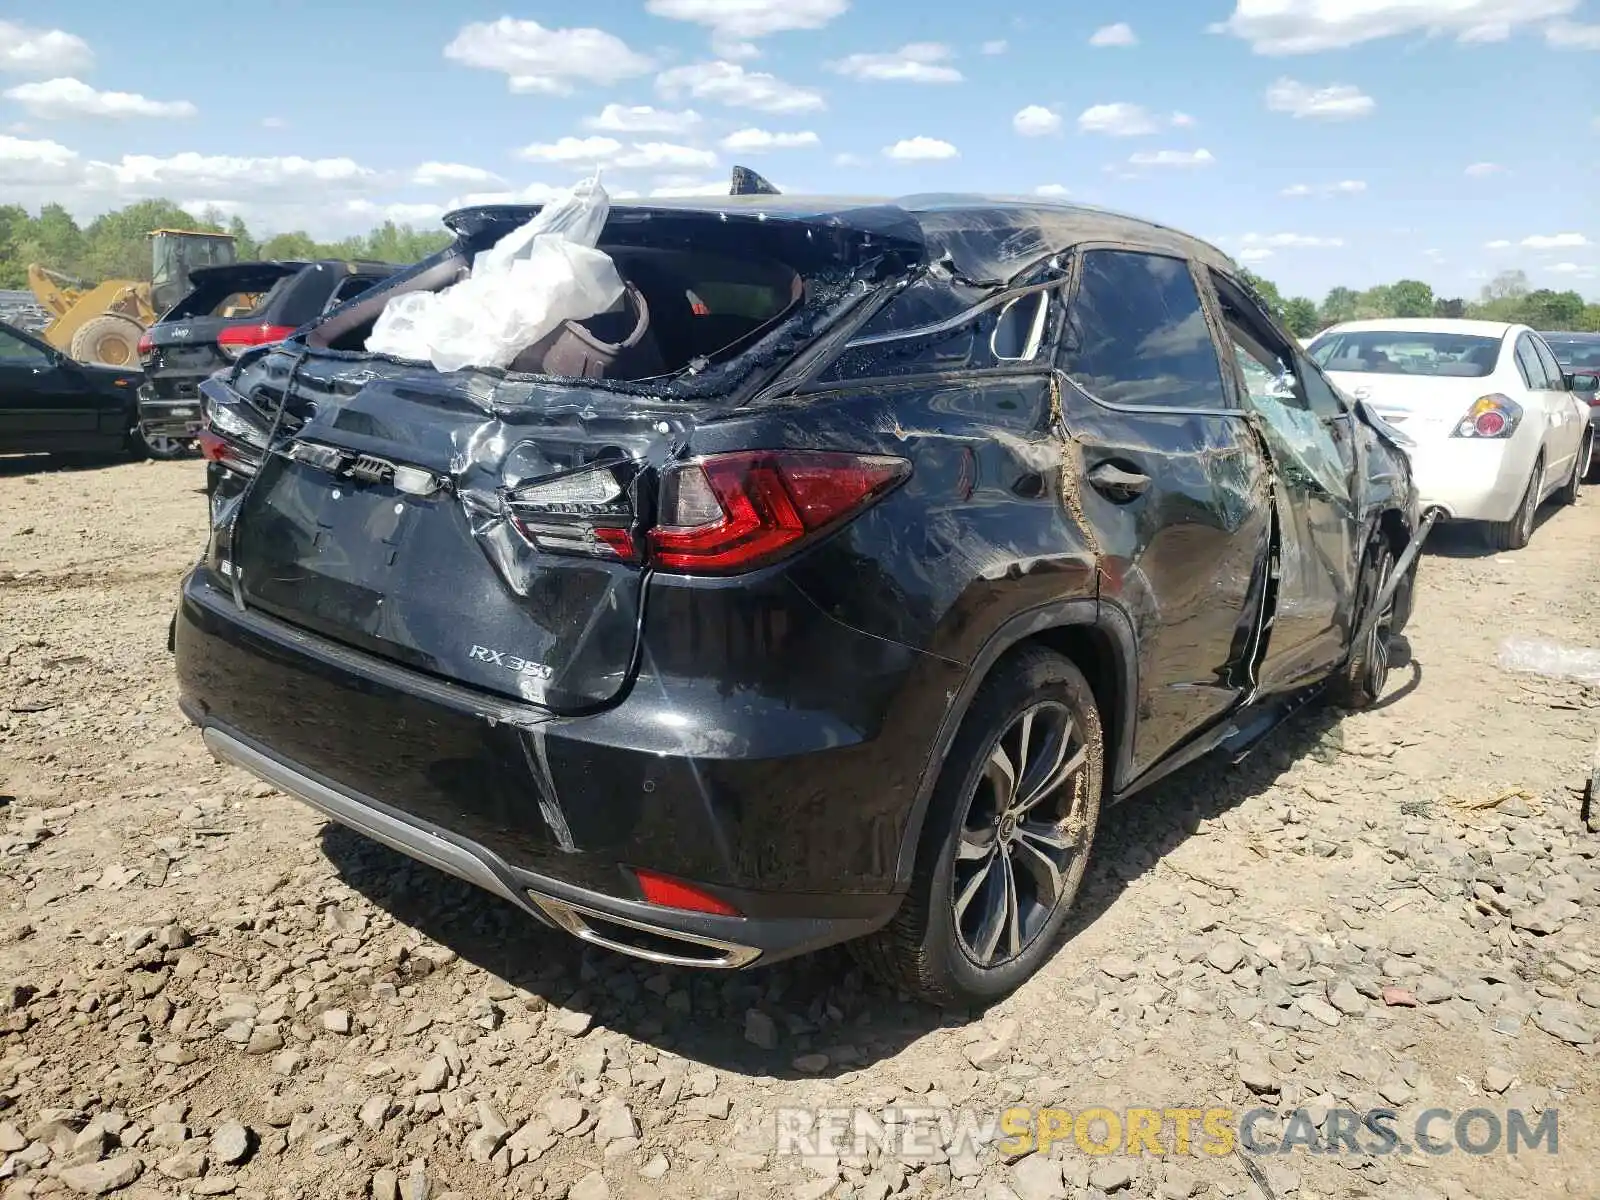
<box><xmin>1568</xmin><ymin>372</ymin><xmax>1599</xmax><ymax>393</ymax></box>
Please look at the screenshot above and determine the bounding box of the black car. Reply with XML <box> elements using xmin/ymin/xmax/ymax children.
<box><xmin>0</xmin><ymin>317</ymin><xmax>145</xmax><ymax>460</ymax></box>
<box><xmin>138</xmin><ymin>259</ymin><xmax>399</xmax><ymax>458</ymax></box>
<box><xmin>171</xmin><ymin>191</ymin><xmax>1420</xmax><ymax>1005</ymax></box>
<box><xmin>1539</xmin><ymin>330</ymin><xmax>1600</xmax><ymax>481</ymax></box>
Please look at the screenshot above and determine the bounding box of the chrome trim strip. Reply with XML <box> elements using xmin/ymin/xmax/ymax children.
<box><xmin>845</xmin><ymin>279</ymin><xmax>1060</xmax><ymax>350</ymax></box>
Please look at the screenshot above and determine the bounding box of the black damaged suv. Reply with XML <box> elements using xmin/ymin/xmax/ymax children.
<box><xmin>172</xmin><ymin>186</ymin><xmax>1419</xmax><ymax>1005</ymax></box>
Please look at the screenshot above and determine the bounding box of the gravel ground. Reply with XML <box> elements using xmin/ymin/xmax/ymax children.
<box><xmin>1</xmin><ymin>455</ymin><xmax>1597</xmax><ymax>1200</ymax></box>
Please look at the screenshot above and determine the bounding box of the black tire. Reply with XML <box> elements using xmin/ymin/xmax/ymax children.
<box><xmin>1557</xmin><ymin>433</ymin><xmax>1590</xmax><ymax>506</ymax></box>
<box><xmin>850</xmin><ymin>647</ymin><xmax>1104</xmax><ymax>1006</ymax></box>
<box><xmin>1587</xmin><ymin>433</ymin><xmax>1600</xmax><ymax>485</ymax></box>
<box><xmin>1328</xmin><ymin>535</ymin><xmax>1396</xmax><ymax>710</ymax></box>
<box><xmin>1484</xmin><ymin>456</ymin><xmax>1541</xmax><ymax>551</ymax></box>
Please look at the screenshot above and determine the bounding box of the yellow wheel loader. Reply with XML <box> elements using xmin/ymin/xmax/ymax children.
<box><xmin>27</xmin><ymin>229</ymin><xmax>238</xmax><ymax>366</ymax></box>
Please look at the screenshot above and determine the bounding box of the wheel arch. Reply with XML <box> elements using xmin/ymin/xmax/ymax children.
<box><xmin>891</xmin><ymin>599</ymin><xmax>1137</xmax><ymax>885</ymax></box>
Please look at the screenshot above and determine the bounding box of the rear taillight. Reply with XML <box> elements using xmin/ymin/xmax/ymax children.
<box><xmin>1451</xmin><ymin>394</ymin><xmax>1522</xmax><ymax>440</ymax></box>
<box><xmin>137</xmin><ymin>331</ymin><xmax>154</xmax><ymax>357</ymax></box>
<box><xmin>217</xmin><ymin>323</ymin><xmax>295</xmax><ymax>360</ymax></box>
<box><xmin>198</xmin><ymin>378</ymin><xmax>268</xmax><ymax>475</ymax></box>
<box><xmin>504</xmin><ymin>460</ymin><xmax>642</xmax><ymax>562</ymax></box>
<box><xmin>649</xmin><ymin>450</ymin><xmax>910</xmax><ymax>574</ymax></box>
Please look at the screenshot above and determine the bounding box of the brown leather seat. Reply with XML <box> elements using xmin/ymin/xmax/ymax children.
<box><xmin>508</xmin><ymin>282</ymin><xmax>666</xmax><ymax>379</ymax></box>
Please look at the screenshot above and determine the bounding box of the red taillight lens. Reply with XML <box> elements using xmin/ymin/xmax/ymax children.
<box><xmin>137</xmin><ymin>331</ymin><xmax>154</xmax><ymax>357</ymax></box>
<box><xmin>1474</xmin><ymin>410</ymin><xmax>1506</xmax><ymax>437</ymax></box>
<box><xmin>217</xmin><ymin>323</ymin><xmax>295</xmax><ymax>360</ymax></box>
<box><xmin>197</xmin><ymin>429</ymin><xmax>229</xmax><ymax>463</ymax></box>
<box><xmin>649</xmin><ymin>450</ymin><xmax>909</xmax><ymax>574</ymax></box>
<box><xmin>633</xmin><ymin>868</ymin><xmax>741</xmax><ymax>916</ymax></box>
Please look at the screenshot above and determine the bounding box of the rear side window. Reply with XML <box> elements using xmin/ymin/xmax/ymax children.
<box><xmin>1060</xmin><ymin>250</ymin><xmax>1227</xmax><ymax>409</ymax></box>
<box><xmin>328</xmin><ymin>275</ymin><xmax>382</xmax><ymax>308</ymax></box>
<box><xmin>167</xmin><ymin>274</ymin><xmax>293</xmax><ymax>321</ymax></box>
<box><xmin>1514</xmin><ymin>336</ymin><xmax>1549</xmax><ymax>390</ymax></box>
<box><xmin>1531</xmin><ymin>337</ymin><xmax>1566</xmax><ymax>390</ymax></box>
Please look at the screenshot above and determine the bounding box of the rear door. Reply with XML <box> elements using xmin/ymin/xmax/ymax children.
<box><xmin>1056</xmin><ymin>248</ymin><xmax>1272</xmax><ymax>779</ymax></box>
<box><xmin>1513</xmin><ymin>333</ymin><xmax>1576</xmax><ymax>493</ymax></box>
<box><xmin>1531</xmin><ymin>334</ymin><xmax>1584</xmax><ymax>479</ymax></box>
<box><xmin>1208</xmin><ymin>271</ymin><xmax>1359</xmax><ymax>689</ymax></box>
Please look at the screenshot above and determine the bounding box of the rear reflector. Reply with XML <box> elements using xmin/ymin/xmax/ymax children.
<box><xmin>650</xmin><ymin>450</ymin><xmax>909</xmax><ymax>574</ymax></box>
<box><xmin>633</xmin><ymin>869</ymin><xmax>741</xmax><ymax>916</ymax></box>
<box><xmin>217</xmin><ymin>323</ymin><xmax>296</xmax><ymax>360</ymax></box>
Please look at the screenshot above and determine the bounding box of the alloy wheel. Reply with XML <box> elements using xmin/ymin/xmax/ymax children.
<box><xmin>1517</xmin><ymin>469</ymin><xmax>1539</xmax><ymax>543</ymax></box>
<box><xmin>951</xmin><ymin>701</ymin><xmax>1091</xmax><ymax>968</ymax></box>
<box><xmin>141</xmin><ymin>433</ymin><xmax>193</xmax><ymax>460</ymax></box>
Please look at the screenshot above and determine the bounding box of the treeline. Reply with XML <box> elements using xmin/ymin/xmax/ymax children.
<box><xmin>4</xmin><ymin>199</ymin><xmax>1595</xmax><ymax>336</ymax></box>
<box><xmin>1239</xmin><ymin>268</ymin><xmax>1600</xmax><ymax>336</ymax></box>
<box><xmin>0</xmin><ymin>199</ymin><xmax>452</xmax><ymax>290</ymax></box>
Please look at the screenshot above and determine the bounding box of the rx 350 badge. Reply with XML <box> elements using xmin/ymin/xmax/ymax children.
<box><xmin>467</xmin><ymin>645</ymin><xmax>553</xmax><ymax>680</ymax></box>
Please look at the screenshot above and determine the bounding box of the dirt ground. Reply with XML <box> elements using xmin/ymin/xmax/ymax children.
<box><xmin>0</xmin><ymin>455</ymin><xmax>1596</xmax><ymax>1200</ymax></box>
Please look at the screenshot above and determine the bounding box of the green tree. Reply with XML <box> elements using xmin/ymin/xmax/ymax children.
<box><xmin>1281</xmin><ymin>297</ymin><xmax>1319</xmax><ymax>338</ymax></box>
<box><xmin>259</xmin><ymin>231</ymin><xmax>321</xmax><ymax>260</ymax></box>
<box><xmin>1433</xmin><ymin>297</ymin><xmax>1466</xmax><ymax>318</ymax></box>
<box><xmin>1519</xmin><ymin>289</ymin><xmax>1585</xmax><ymax>330</ymax></box>
<box><xmin>1320</xmin><ymin>286</ymin><xmax>1359</xmax><ymax>325</ymax></box>
<box><xmin>1237</xmin><ymin>267</ymin><xmax>1285</xmax><ymax>320</ymax></box>
<box><xmin>1388</xmin><ymin>279</ymin><xmax>1435</xmax><ymax>318</ymax></box>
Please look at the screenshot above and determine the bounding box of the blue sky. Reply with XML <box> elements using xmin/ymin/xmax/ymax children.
<box><xmin>2</xmin><ymin>1</ymin><xmax>1596</xmax><ymax>301</ymax></box>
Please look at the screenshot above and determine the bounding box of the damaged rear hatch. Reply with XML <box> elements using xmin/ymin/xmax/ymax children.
<box><xmin>205</xmin><ymin>197</ymin><xmax>926</xmax><ymax>715</ymax></box>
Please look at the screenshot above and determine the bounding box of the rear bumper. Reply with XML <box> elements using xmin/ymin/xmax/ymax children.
<box><xmin>1406</xmin><ymin>435</ymin><xmax>1536</xmax><ymax>523</ymax></box>
<box><xmin>137</xmin><ymin>388</ymin><xmax>202</xmax><ymax>439</ymax></box>
<box><xmin>195</xmin><ymin>717</ymin><xmax>882</xmax><ymax>967</ymax></box>
<box><xmin>172</xmin><ymin>568</ymin><xmax>947</xmax><ymax>966</ymax></box>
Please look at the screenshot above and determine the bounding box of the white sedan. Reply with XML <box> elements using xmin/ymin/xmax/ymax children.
<box><xmin>1306</xmin><ymin>319</ymin><xmax>1594</xmax><ymax>550</ymax></box>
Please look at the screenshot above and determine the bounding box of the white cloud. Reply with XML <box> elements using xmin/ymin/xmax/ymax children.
<box><xmin>1550</xmin><ymin>261</ymin><xmax>1584</xmax><ymax>273</ymax></box>
<box><xmin>261</xmin><ymin>116</ymin><xmax>288</xmax><ymax>130</ymax></box>
<box><xmin>5</xmin><ymin>77</ymin><xmax>196</xmax><ymax>120</ymax></box>
<box><xmin>657</xmin><ymin>61</ymin><xmax>824</xmax><ymax>113</ymax></box>
<box><xmin>1240</xmin><ymin>232</ymin><xmax>1344</xmax><ymax>249</ymax></box>
<box><xmin>1212</xmin><ymin>0</ymin><xmax>1578</xmax><ymax>55</ymax></box>
<box><xmin>447</xmin><ymin>182</ymin><xmax>577</xmax><ymax>209</ymax></box>
<box><xmin>646</xmin><ymin>0</ymin><xmax>848</xmax><ymax>56</ymax></box>
<box><xmin>826</xmin><ymin>43</ymin><xmax>962</xmax><ymax>83</ymax></box>
<box><xmin>615</xmin><ymin>142</ymin><xmax>718</xmax><ymax>170</ymax></box>
<box><xmin>884</xmin><ymin>136</ymin><xmax>958</xmax><ymax>162</ymax></box>
<box><xmin>0</xmin><ymin>133</ymin><xmax>79</xmax><ymax>184</ymax></box>
<box><xmin>96</xmin><ymin>152</ymin><xmax>378</xmax><ymax>196</ymax></box>
<box><xmin>1013</xmin><ymin>105</ymin><xmax>1062</xmax><ymax>137</ymax></box>
<box><xmin>720</xmin><ymin>128</ymin><xmax>819</xmax><ymax>152</ymax></box>
<box><xmin>1281</xmin><ymin>179</ymin><xmax>1366</xmax><ymax>197</ymax></box>
<box><xmin>1484</xmin><ymin>239</ymin><xmax>1513</xmax><ymax>249</ymax></box>
<box><xmin>1078</xmin><ymin>103</ymin><xmax>1163</xmax><ymax>136</ymax></box>
<box><xmin>1238</xmin><ymin>247</ymin><xmax>1274</xmax><ymax>262</ymax></box>
<box><xmin>648</xmin><ymin>179</ymin><xmax>733</xmax><ymax>197</ymax></box>
<box><xmin>444</xmin><ymin>18</ymin><xmax>654</xmax><ymax>94</ymax></box>
<box><xmin>981</xmin><ymin>39</ymin><xmax>1008</xmax><ymax>54</ymax></box>
<box><xmin>518</xmin><ymin>136</ymin><xmax>624</xmax><ymax>165</ymax></box>
<box><xmin>1033</xmin><ymin>184</ymin><xmax>1071</xmax><ymax>197</ymax></box>
<box><xmin>0</xmin><ymin>22</ymin><xmax>92</xmax><ymax>76</ymax></box>
<box><xmin>1171</xmin><ymin>111</ymin><xmax>1197</xmax><ymax>128</ymax></box>
<box><xmin>1089</xmin><ymin>22</ymin><xmax>1138</xmax><ymax>46</ymax></box>
<box><xmin>1546</xmin><ymin>19</ymin><xmax>1600</xmax><ymax>48</ymax></box>
<box><xmin>1265</xmin><ymin>78</ymin><xmax>1374</xmax><ymax>119</ymax></box>
<box><xmin>1464</xmin><ymin>161</ymin><xmax>1503</xmax><ymax>177</ymax></box>
<box><xmin>516</xmin><ymin>137</ymin><xmax>716</xmax><ymax>171</ymax></box>
<box><xmin>585</xmin><ymin>104</ymin><xmax>702</xmax><ymax>134</ymax></box>
<box><xmin>344</xmin><ymin>199</ymin><xmax>447</xmax><ymax>225</ymax></box>
<box><xmin>1521</xmin><ymin>232</ymin><xmax>1589</xmax><ymax>249</ymax></box>
<box><xmin>412</xmin><ymin>162</ymin><xmax>502</xmax><ymax>187</ymax></box>
<box><xmin>833</xmin><ymin>151</ymin><xmax>867</xmax><ymax>166</ymax></box>
<box><xmin>1128</xmin><ymin>148</ymin><xmax>1215</xmax><ymax>167</ymax></box>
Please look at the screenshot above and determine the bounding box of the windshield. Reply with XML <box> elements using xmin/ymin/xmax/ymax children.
<box><xmin>1309</xmin><ymin>331</ymin><xmax>1500</xmax><ymax>378</ymax></box>
<box><xmin>1539</xmin><ymin>336</ymin><xmax>1600</xmax><ymax>370</ymax></box>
